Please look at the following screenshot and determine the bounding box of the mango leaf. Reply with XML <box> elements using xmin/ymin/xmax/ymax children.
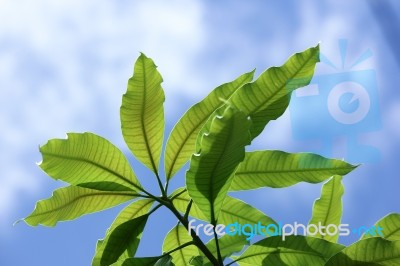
<box><xmin>171</xmin><ymin>188</ymin><xmax>276</xmax><ymax>229</ymax></box>
<box><xmin>111</xmin><ymin>255</ymin><xmax>174</xmax><ymax>266</ymax></box>
<box><xmin>39</xmin><ymin>132</ymin><xmax>141</xmax><ymax>192</ymax></box>
<box><xmin>197</xmin><ymin>45</ymin><xmax>320</xmax><ymax>146</ymax></box>
<box><xmin>361</xmin><ymin>213</ymin><xmax>400</xmax><ymax>241</ymax></box>
<box><xmin>121</xmin><ymin>53</ymin><xmax>165</xmax><ymax>174</ymax></box>
<box><xmin>229</xmin><ymin>44</ymin><xmax>320</xmax><ymax>138</ymax></box>
<box><xmin>230</xmin><ymin>151</ymin><xmax>357</xmax><ymax>191</ymax></box>
<box><xmin>164</xmin><ymin>70</ymin><xmax>254</xmax><ymax>179</ymax></box>
<box><xmin>309</xmin><ymin>175</ymin><xmax>344</xmax><ymax>243</ymax></box>
<box><xmin>162</xmin><ymin>225</ymin><xmax>198</xmax><ymax>265</ymax></box>
<box><xmin>189</xmin><ymin>256</ymin><xmax>204</xmax><ymax>266</ymax></box>
<box><xmin>202</xmin><ymin>235</ymin><xmax>248</xmax><ymax>265</ymax></box>
<box><xmin>233</xmin><ymin>235</ymin><xmax>344</xmax><ymax>266</ymax></box>
<box><xmin>24</xmin><ymin>186</ymin><xmax>135</xmax><ymax>227</ymax></box>
<box><xmin>326</xmin><ymin>237</ymin><xmax>400</xmax><ymax>265</ymax></box>
<box><xmin>186</xmin><ymin>106</ymin><xmax>251</xmax><ymax>222</ymax></box>
<box><xmin>92</xmin><ymin>199</ymin><xmax>153</xmax><ymax>266</ymax></box>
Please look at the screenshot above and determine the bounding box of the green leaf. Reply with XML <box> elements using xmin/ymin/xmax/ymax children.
<box><xmin>24</xmin><ymin>186</ymin><xmax>135</xmax><ymax>227</ymax></box>
<box><xmin>121</xmin><ymin>53</ymin><xmax>165</xmax><ymax>174</ymax></box>
<box><xmin>234</xmin><ymin>235</ymin><xmax>344</xmax><ymax>266</ymax></box>
<box><xmin>189</xmin><ymin>256</ymin><xmax>204</xmax><ymax>266</ymax></box>
<box><xmin>165</xmin><ymin>70</ymin><xmax>254</xmax><ymax>180</ymax></box>
<box><xmin>162</xmin><ymin>225</ymin><xmax>198</xmax><ymax>265</ymax></box>
<box><xmin>197</xmin><ymin>45</ymin><xmax>320</xmax><ymax>146</ymax></box>
<box><xmin>326</xmin><ymin>237</ymin><xmax>400</xmax><ymax>265</ymax></box>
<box><xmin>230</xmin><ymin>151</ymin><xmax>357</xmax><ymax>191</ymax></box>
<box><xmin>309</xmin><ymin>175</ymin><xmax>344</xmax><ymax>243</ymax></box>
<box><xmin>204</xmin><ymin>234</ymin><xmax>248</xmax><ymax>265</ymax></box>
<box><xmin>112</xmin><ymin>255</ymin><xmax>174</xmax><ymax>266</ymax></box>
<box><xmin>361</xmin><ymin>213</ymin><xmax>400</xmax><ymax>241</ymax></box>
<box><xmin>39</xmin><ymin>132</ymin><xmax>141</xmax><ymax>192</ymax></box>
<box><xmin>92</xmin><ymin>199</ymin><xmax>153</xmax><ymax>266</ymax></box>
<box><xmin>186</xmin><ymin>106</ymin><xmax>251</xmax><ymax>222</ymax></box>
<box><xmin>171</xmin><ymin>188</ymin><xmax>276</xmax><ymax>228</ymax></box>
<box><xmin>229</xmin><ymin>44</ymin><xmax>320</xmax><ymax>138</ymax></box>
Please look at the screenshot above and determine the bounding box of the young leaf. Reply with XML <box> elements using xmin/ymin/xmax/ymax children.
<box><xmin>361</xmin><ymin>213</ymin><xmax>400</xmax><ymax>241</ymax></box>
<box><xmin>171</xmin><ymin>188</ymin><xmax>276</xmax><ymax>229</ymax></box>
<box><xmin>205</xmin><ymin>234</ymin><xmax>248</xmax><ymax>264</ymax></box>
<box><xmin>309</xmin><ymin>175</ymin><xmax>344</xmax><ymax>243</ymax></box>
<box><xmin>92</xmin><ymin>199</ymin><xmax>154</xmax><ymax>266</ymax></box>
<box><xmin>165</xmin><ymin>70</ymin><xmax>254</xmax><ymax>179</ymax></box>
<box><xmin>197</xmin><ymin>45</ymin><xmax>320</xmax><ymax>145</ymax></box>
<box><xmin>326</xmin><ymin>237</ymin><xmax>400</xmax><ymax>265</ymax></box>
<box><xmin>189</xmin><ymin>256</ymin><xmax>204</xmax><ymax>266</ymax></box>
<box><xmin>121</xmin><ymin>53</ymin><xmax>165</xmax><ymax>174</ymax></box>
<box><xmin>24</xmin><ymin>186</ymin><xmax>135</xmax><ymax>227</ymax></box>
<box><xmin>230</xmin><ymin>151</ymin><xmax>357</xmax><ymax>191</ymax></box>
<box><xmin>39</xmin><ymin>132</ymin><xmax>141</xmax><ymax>192</ymax></box>
<box><xmin>229</xmin><ymin>44</ymin><xmax>320</xmax><ymax>138</ymax></box>
<box><xmin>233</xmin><ymin>235</ymin><xmax>344</xmax><ymax>266</ymax></box>
<box><xmin>186</xmin><ymin>106</ymin><xmax>251</xmax><ymax>222</ymax></box>
<box><xmin>162</xmin><ymin>225</ymin><xmax>198</xmax><ymax>265</ymax></box>
<box><xmin>111</xmin><ymin>255</ymin><xmax>174</xmax><ymax>266</ymax></box>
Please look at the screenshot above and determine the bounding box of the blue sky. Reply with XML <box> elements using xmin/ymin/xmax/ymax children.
<box><xmin>1</xmin><ymin>0</ymin><xmax>399</xmax><ymax>265</ymax></box>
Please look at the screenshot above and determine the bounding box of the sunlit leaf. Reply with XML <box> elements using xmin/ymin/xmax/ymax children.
<box><xmin>229</xmin><ymin>44</ymin><xmax>320</xmax><ymax>138</ymax></box>
<box><xmin>361</xmin><ymin>213</ymin><xmax>400</xmax><ymax>241</ymax></box>
<box><xmin>198</xmin><ymin>45</ymin><xmax>320</xmax><ymax>145</ymax></box>
<box><xmin>309</xmin><ymin>175</ymin><xmax>344</xmax><ymax>242</ymax></box>
<box><xmin>170</xmin><ymin>188</ymin><xmax>276</xmax><ymax>228</ymax></box>
<box><xmin>164</xmin><ymin>70</ymin><xmax>254</xmax><ymax>179</ymax></box>
<box><xmin>111</xmin><ymin>255</ymin><xmax>174</xmax><ymax>266</ymax></box>
<box><xmin>230</xmin><ymin>151</ymin><xmax>356</xmax><ymax>191</ymax></box>
<box><xmin>326</xmin><ymin>237</ymin><xmax>400</xmax><ymax>265</ymax></box>
<box><xmin>162</xmin><ymin>225</ymin><xmax>198</xmax><ymax>265</ymax></box>
<box><xmin>186</xmin><ymin>106</ymin><xmax>251</xmax><ymax>222</ymax></box>
<box><xmin>121</xmin><ymin>53</ymin><xmax>165</xmax><ymax>174</ymax></box>
<box><xmin>24</xmin><ymin>186</ymin><xmax>135</xmax><ymax>227</ymax></box>
<box><xmin>39</xmin><ymin>132</ymin><xmax>141</xmax><ymax>192</ymax></box>
<box><xmin>92</xmin><ymin>199</ymin><xmax>153</xmax><ymax>266</ymax></box>
<box><xmin>233</xmin><ymin>235</ymin><xmax>343</xmax><ymax>266</ymax></box>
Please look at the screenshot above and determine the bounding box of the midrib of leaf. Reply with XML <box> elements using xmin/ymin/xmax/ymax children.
<box><xmin>175</xmin><ymin>227</ymin><xmax>189</xmax><ymax>266</ymax></box>
<box><xmin>321</xmin><ymin>178</ymin><xmax>338</xmax><ymax>234</ymax></box>
<box><xmin>167</xmin><ymin>117</ymin><xmax>206</xmax><ymax>179</ymax></box>
<box><xmin>207</xmin><ymin>117</ymin><xmax>235</xmax><ymax>223</ymax></box>
<box><xmin>235</xmin><ymin>166</ymin><xmax>354</xmax><ymax>176</ymax></box>
<box><xmin>140</xmin><ymin>57</ymin><xmax>159</xmax><ymax>174</ymax></box>
<box><xmin>166</xmin><ymin>90</ymin><xmax>245</xmax><ymax>179</ymax></box>
<box><xmin>384</xmin><ymin>228</ymin><xmax>400</xmax><ymax>239</ymax></box>
<box><xmin>236</xmin><ymin>249</ymin><xmax>327</xmax><ymax>263</ymax></box>
<box><xmin>371</xmin><ymin>254</ymin><xmax>400</xmax><ymax>263</ymax></box>
<box><xmin>250</xmin><ymin>50</ymin><xmax>317</xmax><ymax>114</ymax></box>
<box><xmin>27</xmin><ymin>191</ymin><xmax>135</xmax><ymax>218</ymax></box>
<box><xmin>41</xmin><ymin>151</ymin><xmax>140</xmax><ymax>190</ymax></box>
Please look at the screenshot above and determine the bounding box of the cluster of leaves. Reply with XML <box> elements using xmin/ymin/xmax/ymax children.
<box><xmin>25</xmin><ymin>45</ymin><xmax>400</xmax><ymax>265</ymax></box>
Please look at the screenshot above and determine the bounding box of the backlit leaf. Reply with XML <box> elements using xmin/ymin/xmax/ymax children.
<box><xmin>230</xmin><ymin>151</ymin><xmax>356</xmax><ymax>191</ymax></box>
<box><xmin>309</xmin><ymin>175</ymin><xmax>344</xmax><ymax>242</ymax></box>
<box><xmin>162</xmin><ymin>225</ymin><xmax>198</xmax><ymax>265</ymax></box>
<box><xmin>121</xmin><ymin>53</ymin><xmax>165</xmax><ymax>174</ymax></box>
<box><xmin>24</xmin><ymin>186</ymin><xmax>135</xmax><ymax>227</ymax></box>
<box><xmin>186</xmin><ymin>106</ymin><xmax>251</xmax><ymax>222</ymax></box>
<box><xmin>39</xmin><ymin>132</ymin><xmax>141</xmax><ymax>192</ymax></box>
<box><xmin>165</xmin><ymin>70</ymin><xmax>254</xmax><ymax>179</ymax></box>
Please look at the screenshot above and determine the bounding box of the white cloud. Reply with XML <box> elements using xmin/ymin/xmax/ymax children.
<box><xmin>0</xmin><ymin>0</ymin><xmax>205</xmax><ymax>233</ymax></box>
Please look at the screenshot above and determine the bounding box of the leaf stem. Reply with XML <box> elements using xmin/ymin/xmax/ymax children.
<box><xmin>163</xmin><ymin>199</ymin><xmax>221</xmax><ymax>266</ymax></box>
<box><xmin>163</xmin><ymin>240</ymin><xmax>195</xmax><ymax>257</ymax></box>
<box><xmin>213</xmin><ymin>226</ymin><xmax>224</xmax><ymax>265</ymax></box>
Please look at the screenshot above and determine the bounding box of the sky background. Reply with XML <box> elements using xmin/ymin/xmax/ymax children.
<box><xmin>1</xmin><ymin>0</ymin><xmax>399</xmax><ymax>265</ymax></box>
